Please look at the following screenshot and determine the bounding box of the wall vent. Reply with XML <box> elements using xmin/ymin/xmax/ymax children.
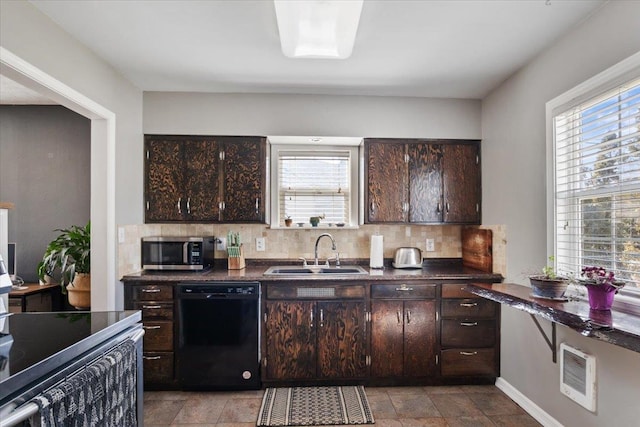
<box><xmin>560</xmin><ymin>343</ymin><xmax>596</xmax><ymax>412</ymax></box>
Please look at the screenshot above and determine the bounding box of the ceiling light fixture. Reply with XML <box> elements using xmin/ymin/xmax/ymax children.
<box><xmin>274</xmin><ymin>0</ymin><xmax>364</xmax><ymax>59</ymax></box>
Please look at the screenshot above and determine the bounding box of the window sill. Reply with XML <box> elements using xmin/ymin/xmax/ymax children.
<box><xmin>269</xmin><ymin>225</ymin><xmax>359</xmax><ymax>230</ymax></box>
<box><xmin>466</xmin><ymin>282</ymin><xmax>640</xmax><ymax>354</ymax></box>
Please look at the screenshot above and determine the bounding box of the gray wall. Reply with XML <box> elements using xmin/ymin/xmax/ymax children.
<box><xmin>482</xmin><ymin>1</ymin><xmax>640</xmax><ymax>425</ymax></box>
<box><xmin>144</xmin><ymin>92</ymin><xmax>481</xmax><ymax>139</ymax></box>
<box><xmin>0</xmin><ymin>105</ymin><xmax>90</xmax><ymax>282</ymax></box>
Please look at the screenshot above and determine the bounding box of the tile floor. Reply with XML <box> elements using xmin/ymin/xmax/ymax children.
<box><xmin>144</xmin><ymin>385</ymin><xmax>542</xmax><ymax>427</ymax></box>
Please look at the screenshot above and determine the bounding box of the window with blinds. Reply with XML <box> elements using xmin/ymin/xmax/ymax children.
<box><xmin>554</xmin><ymin>77</ymin><xmax>640</xmax><ymax>294</ymax></box>
<box><xmin>274</xmin><ymin>147</ymin><xmax>357</xmax><ymax>226</ymax></box>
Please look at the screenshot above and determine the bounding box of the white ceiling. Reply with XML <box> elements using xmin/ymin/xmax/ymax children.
<box><xmin>3</xmin><ymin>0</ymin><xmax>605</xmax><ymax>104</ymax></box>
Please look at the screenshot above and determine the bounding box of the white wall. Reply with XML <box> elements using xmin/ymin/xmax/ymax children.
<box><xmin>144</xmin><ymin>92</ymin><xmax>481</xmax><ymax>139</ymax></box>
<box><xmin>482</xmin><ymin>1</ymin><xmax>640</xmax><ymax>426</ymax></box>
<box><xmin>0</xmin><ymin>0</ymin><xmax>143</xmax><ymax>310</ymax></box>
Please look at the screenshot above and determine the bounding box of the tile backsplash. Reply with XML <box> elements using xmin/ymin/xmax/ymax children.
<box><xmin>118</xmin><ymin>223</ymin><xmax>506</xmax><ymax>279</ymax></box>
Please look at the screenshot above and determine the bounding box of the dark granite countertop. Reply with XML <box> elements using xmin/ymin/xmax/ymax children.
<box><xmin>121</xmin><ymin>259</ymin><xmax>503</xmax><ymax>283</ymax></box>
<box><xmin>466</xmin><ymin>283</ymin><xmax>640</xmax><ymax>354</ymax></box>
<box><xmin>0</xmin><ymin>310</ymin><xmax>142</xmax><ymax>405</ymax></box>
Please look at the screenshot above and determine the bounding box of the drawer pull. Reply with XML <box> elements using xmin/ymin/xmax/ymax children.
<box><xmin>141</xmin><ymin>289</ymin><xmax>161</xmax><ymax>293</ymax></box>
<box><xmin>143</xmin><ymin>325</ymin><xmax>161</xmax><ymax>330</ymax></box>
<box><xmin>460</xmin><ymin>302</ymin><xmax>478</xmax><ymax>307</ymax></box>
<box><xmin>395</xmin><ymin>285</ymin><xmax>413</xmax><ymax>292</ymax></box>
<box><xmin>460</xmin><ymin>351</ymin><xmax>478</xmax><ymax>356</ymax></box>
<box><xmin>397</xmin><ymin>310</ymin><xmax>402</xmax><ymax>325</ymax></box>
<box><xmin>143</xmin><ymin>355</ymin><xmax>162</xmax><ymax>360</ymax></box>
<box><xmin>142</xmin><ymin>305</ymin><xmax>162</xmax><ymax>309</ymax></box>
<box><xmin>460</xmin><ymin>322</ymin><xmax>478</xmax><ymax>327</ymax></box>
<box><xmin>406</xmin><ymin>310</ymin><xmax>411</xmax><ymax>324</ymax></box>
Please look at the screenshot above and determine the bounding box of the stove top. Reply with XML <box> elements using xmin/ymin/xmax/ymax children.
<box><xmin>0</xmin><ymin>311</ymin><xmax>138</xmax><ymax>387</ymax></box>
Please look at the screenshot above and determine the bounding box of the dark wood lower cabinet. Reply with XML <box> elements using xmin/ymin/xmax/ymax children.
<box><xmin>371</xmin><ymin>286</ymin><xmax>437</xmax><ymax>379</ymax></box>
<box><xmin>264</xmin><ymin>299</ymin><xmax>368</xmax><ymax>382</ymax></box>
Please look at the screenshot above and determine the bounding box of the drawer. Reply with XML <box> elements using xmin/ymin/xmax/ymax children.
<box><xmin>371</xmin><ymin>284</ymin><xmax>436</xmax><ymax>299</ymax></box>
<box><xmin>440</xmin><ymin>348</ymin><xmax>497</xmax><ymax>377</ymax></box>
<box><xmin>142</xmin><ymin>321</ymin><xmax>174</xmax><ymax>352</ymax></box>
<box><xmin>441</xmin><ymin>283</ymin><xmax>480</xmax><ymax>299</ymax></box>
<box><xmin>143</xmin><ymin>352</ymin><xmax>174</xmax><ymax>384</ymax></box>
<box><xmin>441</xmin><ymin>299</ymin><xmax>496</xmax><ymax>318</ymax></box>
<box><xmin>134</xmin><ymin>301</ymin><xmax>174</xmax><ymax>320</ymax></box>
<box><xmin>441</xmin><ymin>319</ymin><xmax>496</xmax><ymax>348</ymax></box>
<box><xmin>133</xmin><ymin>284</ymin><xmax>173</xmax><ymax>301</ymax></box>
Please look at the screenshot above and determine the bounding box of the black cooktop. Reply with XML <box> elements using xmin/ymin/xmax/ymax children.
<box><xmin>0</xmin><ymin>311</ymin><xmax>140</xmax><ymax>402</ymax></box>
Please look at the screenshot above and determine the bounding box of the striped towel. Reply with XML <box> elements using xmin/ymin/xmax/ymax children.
<box><xmin>31</xmin><ymin>339</ymin><xmax>137</xmax><ymax>427</ymax></box>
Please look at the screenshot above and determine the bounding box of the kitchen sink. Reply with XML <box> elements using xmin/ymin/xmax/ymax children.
<box><xmin>263</xmin><ymin>265</ymin><xmax>368</xmax><ymax>276</ymax></box>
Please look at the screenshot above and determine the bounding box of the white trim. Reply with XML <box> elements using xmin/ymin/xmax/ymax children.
<box><xmin>267</xmin><ymin>135</ymin><xmax>363</xmax><ymax>146</ymax></box>
<box><xmin>495</xmin><ymin>377</ymin><xmax>563</xmax><ymax>427</ymax></box>
<box><xmin>545</xmin><ymin>50</ymin><xmax>640</xmax><ymax>266</ymax></box>
<box><xmin>0</xmin><ymin>47</ymin><xmax>117</xmax><ymax>311</ymax></box>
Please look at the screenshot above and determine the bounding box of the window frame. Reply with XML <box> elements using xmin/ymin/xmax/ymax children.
<box><xmin>546</xmin><ymin>52</ymin><xmax>640</xmax><ymax>308</ymax></box>
<box><xmin>269</xmin><ymin>142</ymin><xmax>361</xmax><ymax>228</ymax></box>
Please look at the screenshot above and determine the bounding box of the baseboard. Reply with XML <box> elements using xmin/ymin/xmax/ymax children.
<box><xmin>495</xmin><ymin>377</ymin><xmax>563</xmax><ymax>427</ymax></box>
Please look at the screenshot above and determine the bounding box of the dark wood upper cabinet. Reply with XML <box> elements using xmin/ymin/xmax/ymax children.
<box><xmin>365</xmin><ymin>138</ymin><xmax>480</xmax><ymax>224</ymax></box>
<box><xmin>144</xmin><ymin>135</ymin><xmax>266</xmax><ymax>223</ymax></box>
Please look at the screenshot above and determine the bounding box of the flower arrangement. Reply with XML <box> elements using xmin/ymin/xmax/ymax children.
<box><xmin>579</xmin><ymin>266</ymin><xmax>625</xmax><ymax>291</ymax></box>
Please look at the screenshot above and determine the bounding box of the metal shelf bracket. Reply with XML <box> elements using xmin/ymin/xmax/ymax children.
<box><xmin>530</xmin><ymin>314</ymin><xmax>557</xmax><ymax>363</ymax></box>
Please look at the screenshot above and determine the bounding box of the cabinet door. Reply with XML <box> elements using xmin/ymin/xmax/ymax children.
<box><xmin>182</xmin><ymin>138</ymin><xmax>220</xmax><ymax>221</ymax></box>
<box><xmin>443</xmin><ymin>143</ymin><xmax>480</xmax><ymax>223</ymax></box>
<box><xmin>366</xmin><ymin>141</ymin><xmax>408</xmax><ymax>222</ymax></box>
<box><xmin>145</xmin><ymin>138</ymin><xmax>184</xmax><ymax>222</ymax></box>
<box><xmin>404</xmin><ymin>300</ymin><xmax>437</xmax><ymax>377</ymax></box>
<box><xmin>370</xmin><ymin>300</ymin><xmax>404</xmax><ymax>377</ymax></box>
<box><xmin>264</xmin><ymin>301</ymin><xmax>316</xmax><ymax>380</ymax></box>
<box><xmin>408</xmin><ymin>143</ymin><xmax>443</xmax><ymax>222</ymax></box>
<box><xmin>221</xmin><ymin>137</ymin><xmax>266</xmax><ymax>222</ymax></box>
<box><xmin>317</xmin><ymin>301</ymin><xmax>368</xmax><ymax>379</ymax></box>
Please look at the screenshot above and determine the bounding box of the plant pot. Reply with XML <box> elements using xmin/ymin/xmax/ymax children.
<box><xmin>66</xmin><ymin>273</ymin><xmax>91</xmax><ymax>310</ymax></box>
<box><xmin>284</xmin><ymin>218</ymin><xmax>293</xmax><ymax>227</ymax></box>
<box><xmin>586</xmin><ymin>284</ymin><xmax>616</xmax><ymax>310</ymax></box>
<box><xmin>529</xmin><ymin>276</ymin><xmax>569</xmax><ymax>299</ymax></box>
<box><xmin>309</xmin><ymin>217</ymin><xmax>320</xmax><ymax>227</ymax></box>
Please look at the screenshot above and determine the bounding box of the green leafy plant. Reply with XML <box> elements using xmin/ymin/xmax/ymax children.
<box><xmin>541</xmin><ymin>255</ymin><xmax>557</xmax><ymax>279</ymax></box>
<box><xmin>37</xmin><ymin>222</ymin><xmax>91</xmax><ymax>293</ymax></box>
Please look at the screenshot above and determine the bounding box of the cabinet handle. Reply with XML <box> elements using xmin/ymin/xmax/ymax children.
<box><xmin>143</xmin><ymin>355</ymin><xmax>162</xmax><ymax>360</ymax></box>
<box><xmin>460</xmin><ymin>322</ymin><xmax>478</xmax><ymax>327</ymax></box>
<box><xmin>177</xmin><ymin>197</ymin><xmax>182</xmax><ymax>214</ymax></box>
<box><xmin>476</xmin><ymin>203</ymin><xmax>480</xmax><ymax>213</ymax></box>
<box><xmin>143</xmin><ymin>325</ymin><xmax>161</xmax><ymax>330</ymax></box>
<box><xmin>437</xmin><ymin>202</ymin><xmax>441</xmax><ymax>213</ymax></box>
<box><xmin>255</xmin><ymin>197</ymin><xmax>260</xmax><ymax>214</ymax></box>
<box><xmin>142</xmin><ymin>305</ymin><xmax>162</xmax><ymax>309</ymax></box>
<box><xmin>310</xmin><ymin>310</ymin><xmax>314</xmax><ymax>328</ymax></box>
<box><xmin>370</xmin><ymin>201</ymin><xmax>376</xmax><ymax>212</ymax></box>
<box><xmin>395</xmin><ymin>285</ymin><xmax>414</xmax><ymax>292</ymax></box>
<box><xmin>397</xmin><ymin>310</ymin><xmax>402</xmax><ymax>325</ymax></box>
<box><xmin>406</xmin><ymin>310</ymin><xmax>411</xmax><ymax>324</ymax></box>
<box><xmin>460</xmin><ymin>302</ymin><xmax>478</xmax><ymax>307</ymax></box>
<box><xmin>141</xmin><ymin>289</ymin><xmax>161</xmax><ymax>293</ymax></box>
<box><xmin>320</xmin><ymin>309</ymin><xmax>324</xmax><ymax>327</ymax></box>
<box><xmin>460</xmin><ymin>351</ymin><xmax>478</xmax><ymax>356</ymax></box>
<box><xmin>186</xmin><ymin>197</ymin><xmax>191</xmax><ymax>214</ymax></box>
<box><xmin>446</xmin><ymin>202</ymin><xmax>450</xmax><ymax>213</ymax></box>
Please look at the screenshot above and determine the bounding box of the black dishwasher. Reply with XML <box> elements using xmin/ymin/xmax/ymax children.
<box><xmin>176</xmin><ymin>282</ymin><xmax>260</xmax><ymax>390</ymax></box>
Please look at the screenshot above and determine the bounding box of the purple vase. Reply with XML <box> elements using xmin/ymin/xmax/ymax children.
<box><xmin>586</xmin><ymin>284</ymin><xmax>616</xmax><ymax>310</ymax></box>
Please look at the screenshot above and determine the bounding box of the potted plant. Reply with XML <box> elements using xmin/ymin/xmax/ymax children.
<box><xmin>37</xmin><ymin>222</ymin><xmax>91</xmax><ymax>309</ymax></box>
<box><xmin>309</xmin><ymin>214</ymin><xmax>325</xmax><ymax>227</ymax></box>
<box><xmin>529</xmin><ymin>256</ymin><xmax>570</xmax><ymax>300</ymax></box>
<box><xmin>284</xmin><ymin>215</ymin><xmax>293</xmax><ymax>227</ymax></box>
<box><xmin>578</xmin><ymin>266</ymin><xmax>625</xmax><ymax>311</ymax></box>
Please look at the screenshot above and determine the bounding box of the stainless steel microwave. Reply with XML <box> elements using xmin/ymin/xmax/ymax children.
<box><xmin>141</xmin><ymin>236</ymin><xmax>215</xmax><ymax>271</ymax></box>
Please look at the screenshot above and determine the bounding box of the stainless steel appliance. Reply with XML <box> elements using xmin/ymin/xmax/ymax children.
<box><xmin>142</xmin><ymin>236</ymin><xmax>215</xmax><ymax>271</ymax></box>
<box><xmin>393</xmin><ymin>247</ymin><xmax>423</xmax><ymax>268</ymax></box>
<box><xmin>176</xmin><ymin>282</ymin><xmax>260</xmax><ymax>390</ymax></box>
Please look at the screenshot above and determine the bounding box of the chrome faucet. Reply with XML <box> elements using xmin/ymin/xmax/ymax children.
<box><xmin>314</xmin><ymin>233</ymin><xmax>337</xmax><ymax>266</ymax></box>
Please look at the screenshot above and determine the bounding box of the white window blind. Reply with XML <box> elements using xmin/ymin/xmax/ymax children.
<box><xmin>278</xmin><ymin>150</ymin><xmax>351</xmax><ymax>225</ymax></box>
<box><xmin>554</xmin><ymin>77</ymin><xmax>640</xmax><ymax>293</ymax></box>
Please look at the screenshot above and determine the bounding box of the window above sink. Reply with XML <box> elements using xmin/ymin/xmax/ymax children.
<box><xmin>268</xmin><ymin>136</ymin><xmax>362</xmax><ymax>229</ymax></box>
